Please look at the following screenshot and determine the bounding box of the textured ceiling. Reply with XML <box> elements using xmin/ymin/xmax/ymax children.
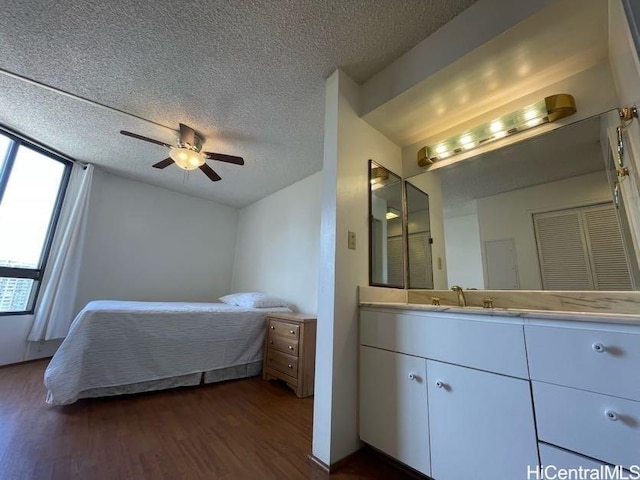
<box><xmin>0</xmin><ymin>0</ymin><xmax>476</xmax><ymax>207</ymax></box>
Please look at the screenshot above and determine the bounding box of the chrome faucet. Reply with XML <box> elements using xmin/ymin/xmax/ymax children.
<box><xmin>451</xmin><ymin>285</ymin><xmax>467</xmax><ymax>307</ymax></box>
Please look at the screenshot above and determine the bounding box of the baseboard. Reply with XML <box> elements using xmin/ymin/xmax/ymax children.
<box><xmin>0</xmin><ymin>356</ymin><xmax>52</xmax><ymax>369</ymax></box>
<box><xmin>307</xmin><ymin>453</ymin><xmax>330</xmax><ymax>473</ymax></box>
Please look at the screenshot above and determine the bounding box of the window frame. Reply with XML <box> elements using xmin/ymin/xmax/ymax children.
<box><xmin>0</xmin><ymin>128</ymin><xmax>73</xmax><ymax>316</ymax></box>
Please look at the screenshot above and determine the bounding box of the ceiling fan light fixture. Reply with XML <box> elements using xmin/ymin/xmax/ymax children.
<box><xmin>170</xmin><ymin>147</ymin><xmax>206</xmax><ymax>170</ymax></box>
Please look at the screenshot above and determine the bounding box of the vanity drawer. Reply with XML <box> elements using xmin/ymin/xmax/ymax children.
<box><xmin>525</xmin><ymin>324</ymin><xmax>640</xmax><ymax>400</ymax></box>
<box><xmin>539</xmin><ymin>443</ymin><xmax>608</xmax><ymax>469</ymax></box>
<box><xmin>268</xmin><ymin>334</ymin><xmax>299</xmax><ymax>355</ymax></box>
<box><xmin>266</xmin><ymin>350</ymin><xmax>298</xmax><ymax>378</ymax></box>
<box><xmin>268</xmin><ymin>319</ymin><xmax>299</xmax><ymax>339</ymax></box>
<box><xmin>533</xmin><ymin>381</ymin><xmax>640</xmax><ymax>468</ymax></box>
<box><xmin>360</xmin><ymin>309</ymin><xmax>528</xmax><ymax>378</ymax></box>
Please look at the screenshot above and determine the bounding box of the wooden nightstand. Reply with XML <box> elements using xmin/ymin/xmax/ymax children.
<box><xmin>262</xmin><ymin>313</ymin><xmax>316</xmax><ymax>398</ymax></box>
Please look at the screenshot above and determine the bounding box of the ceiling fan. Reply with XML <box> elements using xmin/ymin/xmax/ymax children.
<box><xmin>119</xmin><ymin>123</ymin><xmax>244</xmax><ymax>182</ymax></box>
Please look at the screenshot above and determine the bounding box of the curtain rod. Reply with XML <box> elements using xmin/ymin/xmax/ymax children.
<box><xmin>0</xmin><ymin>123</ymin><xmax>88</xmax><ymax>169</ymax></box>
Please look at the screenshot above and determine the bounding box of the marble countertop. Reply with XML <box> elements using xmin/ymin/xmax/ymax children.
<box><xmin>360</xmin><ymin>301</ymin><xmax>640</xmax><ymax>325</ymax></box>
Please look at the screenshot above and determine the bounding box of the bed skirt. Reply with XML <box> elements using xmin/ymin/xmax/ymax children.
<box><xmin>62</xmin><ymin>361</ymin><xmax>263</xmax><ymax>403</ymax></box>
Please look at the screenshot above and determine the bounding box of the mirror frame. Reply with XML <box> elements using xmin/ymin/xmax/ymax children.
<box><xmin>368</xmin><ymin>159</ymin><xmax>405</xmax><ymax>289</ymax></box>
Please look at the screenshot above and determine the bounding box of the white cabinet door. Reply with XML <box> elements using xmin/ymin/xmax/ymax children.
<box><xmin>359</xmin><ymin>346</ymin><xmax>430</xmax><ymax>476</ymax></box>
<box><xmin>428</xmin><ymin>360</ymin><xmax>538</xmax><ymax>480</ymax></box>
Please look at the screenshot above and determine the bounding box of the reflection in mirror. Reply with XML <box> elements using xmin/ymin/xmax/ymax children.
<box><xmin>409</xmin><ymin>113</ymin><xmax>640</xmax><ymax>291</ymax></box>
<box><xmin>405</xmin><ymin>182</ymin><xmax>434</xmax><ymax>289</ymax></box>
<box><xmin>369</xmin><ymin>161</ymin><xmax>403</xmax><ymax>287</ymax></box>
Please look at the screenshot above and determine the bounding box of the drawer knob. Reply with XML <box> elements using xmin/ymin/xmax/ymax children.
<box><xmin>408</xmin><ymin>373</ymin><xmax>416</xmax><ymax>381</ymax></box>
<box><xmin>287</xmin><ymin>364</ymin><xmax>293</xmax><ymax>369</ymax></box>
<box><xmin>288</xmin><ymin>345</ymin><xmax>294</xmax><ymax>350</ymax></box>
<box><xmin>289</xmin><ymin>329</ymin><xmax>295</xmax><ymax>335</ymax></box>
<box><xmin>269</xmin><ymin>340</ymin><xmax>273</xmax><ymax>344</ymax></box>
<box><xmin>270</xmin><ymin>326</ymin><xmax>275</xmax><ymax>330</ymax></box>
<box><xmin>435</xmin><ymin>380</ymin><xmax>446</xmax><ymax>389</ymax></box>
<box><xmin>592</xmin><ymin>343</ymin><xmax>606</xmax><ymax>353</ymax></box>
<box><xmin>605</xmin><ymin>409</ymin><xmax>619</xmax><ymax>421</ymax></box>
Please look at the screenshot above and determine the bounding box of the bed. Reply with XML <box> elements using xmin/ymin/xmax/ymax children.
<box><xmin>44</xmin><ymin>300</ymin><xmax>292</xmax><ymax>405</ymax></box>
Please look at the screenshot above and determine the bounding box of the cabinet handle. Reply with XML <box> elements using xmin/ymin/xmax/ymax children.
<box><xmin>270</xmin><ymin>326</ymin><xmax>275</xmax><ymax>330</ymax></box>
<box><xmin>289</xmin><ymin>329</ymin><xmax>295</xmax><ymax>335</ymax></box>
<box><xmin>605</xmin><ymin>409</ymin><xmax>619</xmax><ymax>421</ymax></box>
<box><xmin>408</xmin><ymin>373</ymin><xmax>416</xmax><ymax>380</ymax></box>
<box><xmin>592</xmin><ymin>343</ymin><xmax>606</xmax><ymax>353</ymax></box>
<box><xmin>288</xmin><ymin>345</ymin><xmax>294</xmax><ymax>350</ymax></box>
<box><xmin>435</xmin><ymin>380</ymin><xmax>446</xmax><ymax>389</ymax></box>
<box><xmin>287</xmin><ymin>364</ymin><xmax>293</xmax><ymax>369</ymax></box>
<box><xmin>269</xmin><ymin>340</ymin><xmax>273</xmax><ymax>344</ymax></box>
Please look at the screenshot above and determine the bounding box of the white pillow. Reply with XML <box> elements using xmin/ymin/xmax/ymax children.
<box><xmin>219</xmin><ymin>292</ymin><xmax>289</xmax><ymax>308</ymax></box>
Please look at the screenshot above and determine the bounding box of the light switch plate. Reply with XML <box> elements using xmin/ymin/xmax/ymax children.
<box><xmin>348</xmin><ymin>231</ymin><xmax>356</xmax><ymax>250</ymax></box>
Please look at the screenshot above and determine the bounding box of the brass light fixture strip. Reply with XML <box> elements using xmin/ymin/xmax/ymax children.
<box><xmin>418</xmin><ymin>93</ymin><xmax>577</xmax><ymax>168</ymax></box>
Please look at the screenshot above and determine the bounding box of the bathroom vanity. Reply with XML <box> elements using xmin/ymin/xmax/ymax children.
<box><xmin>359</xmin><ymin>302</ymin><xmax>640</xmax><ymax>479</ymax></box>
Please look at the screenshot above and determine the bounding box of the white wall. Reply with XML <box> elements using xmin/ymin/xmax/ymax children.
<box><xmin>313</xmin><ymin>70</ymin><xmax>402</xmax><ymax>465</ymax></box>
<box><xmin>476</xmin><ymin>172</ymin><xmax>612</xmax><ymax>290</ymax></box>
<box><xmin>231</xmin><ymin>172</ymin><xmax>322</xmax><ymax>314</ymax></box>
<box><xmin>444</xmin><ymin>210</ymin><xmax>485</xmax><ymax>288</ymax></box>
<box><xmin>75</xmin><ymin>169</ymin><xmax>238</xmax><ymax>310</ymax></box>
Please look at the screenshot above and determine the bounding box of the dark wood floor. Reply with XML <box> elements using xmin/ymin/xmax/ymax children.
<box><xmin>0</xmin><ymin>360</ymin><xmax>414</xmax><ymax>480</ymax></box>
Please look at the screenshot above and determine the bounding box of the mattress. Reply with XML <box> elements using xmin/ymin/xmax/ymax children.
<box><xmin>44</xmin><ymin>300</ymin><xmax>292</xmax><ymax>405</ymax></box>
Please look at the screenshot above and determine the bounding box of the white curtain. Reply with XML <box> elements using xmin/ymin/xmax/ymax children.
<box><xmin>28</xmin><ymin>164</ymin><xmax>94</xmax><ymax>341</ymax></box>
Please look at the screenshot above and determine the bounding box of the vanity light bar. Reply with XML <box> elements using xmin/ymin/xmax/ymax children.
<box><xmin>418</xmin><ymin>94</ymin><xmax>577</xmax><ymax>167</ymax></box>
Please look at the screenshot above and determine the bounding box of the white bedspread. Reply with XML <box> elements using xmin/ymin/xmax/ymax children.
<box><xmin>44</xmin><ymin>300</ymin><xmax>291</xmax><ymax>405</ymax></box>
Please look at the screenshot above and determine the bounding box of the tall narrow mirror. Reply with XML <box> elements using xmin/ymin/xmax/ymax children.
<box><xmin>369</xmin><ymin>160</ymin><xmax>403</xmax><ymax>287</ymax></box>
<box><xmin>405</xmin><ymin>182</ymin><xmax>434</xmax><ymax>289</ymax></box>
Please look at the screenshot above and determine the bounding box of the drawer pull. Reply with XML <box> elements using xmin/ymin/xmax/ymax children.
<box><xmin>435</xmin><ymin>380</ymin><xmax>445</xmax><ymax>389</ymax></box>
<box><xmin>408</xmin><ymin>373</ymin><xmax>416</xmax><ymax>381</ymax></box>
<box><xmin>287</xmin><ymin>364</ymin><xmax>293</xmax><ymax>369</ymax></box>
<box><xmin>605</xmin><ymin>409</ymin><xmax>619</xmax><ymax>421</ymax></box>
<box><xmin>289</xmin><ymin>329</ymin><xmax>295</xmax><ymax>335</ymax></box>
<box><xmin>592</xmin><ymin>343</ymin><xmax>606</xmax><ymax>353</ymax></box>
<box><xmin>288</xmin><ymin>345</ymin><xmax>294</xmax><ymax>350</ymax></box>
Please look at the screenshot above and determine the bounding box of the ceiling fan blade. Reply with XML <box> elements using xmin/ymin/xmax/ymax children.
<box><xmin>199</xmin><ymin>163</ymin><xmax>222</xmax><ymax>182</ymax></box>
<box><xmin>120</xmin><ymin>130</ymin><xmax>172</xmax><ymax>149</ymax></box>
<box><xmin>179</xmin><ymin>123</ymin><xmax>195</xmax><ymax>146</ymax></box>
<box><xmin>152</xmin><ymin>158</ymin><xmax>174</xmax><ymax>169</ymax></box>
<box><xmin>203</xmin><ymin>152</ymin><xmax>245</xmax><ymax>166</ymax></box>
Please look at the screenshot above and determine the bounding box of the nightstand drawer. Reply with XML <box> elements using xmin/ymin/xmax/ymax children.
<box><xmin>268</xmin><ymin>319</ymin><xmax>299</xmax><ymax>339</ymax></box>
<box><xmin>267</xmin><ymin>350</ymin><xmax>298</xmax><ymax>378</ymax></box>
<box><xmin>268</xmin><ymin>334</ymin><xmax>299</xmax><ymax>355</ymax></box>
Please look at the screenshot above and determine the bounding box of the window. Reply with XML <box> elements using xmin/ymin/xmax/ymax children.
<box><xmin>0</xmin><ymin>130</ymin><xmax>72</xmax><ymax>314</ymax></box>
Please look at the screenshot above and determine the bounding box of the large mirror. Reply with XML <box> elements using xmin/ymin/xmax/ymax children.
<box><xmin>407</xmin><ymin>113</ymin><xmax>640</xmax><ymax>291</ymax></box>
<box><xmin>369</xmin><ymin>160</ymin><xmax>403</xmax><ymax>287</ymax></box>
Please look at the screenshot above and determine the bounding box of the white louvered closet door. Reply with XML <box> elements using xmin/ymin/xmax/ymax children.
<box><xmin>533</xmin><ymin>203</ymin><xmax>632</xmax><ymax>290</ymax></box>
<box><xmin>408</xmin><ymin>232</ymin><xmax>433</xmax><ymax>289</ymax></box>
<box><xmin>582</xmin><ymin>204</ymin><xmax>633</xmax><ymax>290</ymax></box>
<box><xmin>387</xmin><ymin>236</ymin><xmax>404</xmax><ymax>286</ymax></box>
